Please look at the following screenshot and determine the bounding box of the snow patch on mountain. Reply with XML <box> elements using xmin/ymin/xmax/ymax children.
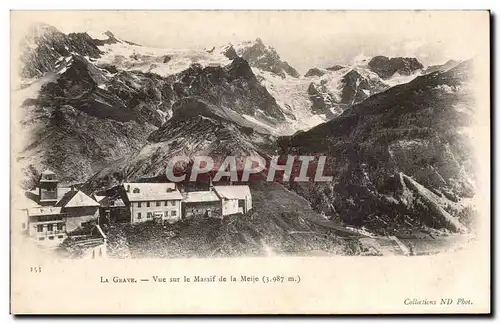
<box><xmin>96</xmin><ymin>41</ymin><xmax>230</xmax><ymax>77</ymax></box>
<box><xmin>248</xmin><ymin>59</ymin><xmax>420</xmax><ymax>135</ymax></box>
<box><xmin>253</xmin><ymin>69</ymin><xmax>328</xmax><ymax>135</ymax></box>
<box><xmin>86</xmin><ymin>30</ymin><xmax>109</xmax><ymax>40</ymax></box>
<box><xmin>384</xmin><ymin>71</ymin><xmax>423</xmax><ymax>87</ymax></box>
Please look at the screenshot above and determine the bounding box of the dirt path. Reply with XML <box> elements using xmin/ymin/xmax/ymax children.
<box><xmin>302</xmin><ymin>214</ymin><xmax>473</xmax><ymax>256</ymax></box>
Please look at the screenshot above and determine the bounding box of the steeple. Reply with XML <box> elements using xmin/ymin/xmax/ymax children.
<box><xmin>40</xmin><ymin>169</ymin><xmax>56</xmax><ymax>180</ymax></box>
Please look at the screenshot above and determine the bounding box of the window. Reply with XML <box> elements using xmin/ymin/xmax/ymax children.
<box><xmin>165</xmin><ymin>211</ymin><xmax>169</xmax><ymax>216</ymax></box>
<box><xmin>171</xmin><ymin>211</ymin><xmax>177</xmax><ymax>217</ymax></box>
<box><xmin>156</xmin><ymin>201</ymin><xmax>161</xmax><ymax>207</ymax></box>
<box><xmin>137</xmin><ymin>202</ymin><xmax>142</xmax><ymax>208</ymax></box>
<box><xmin>172</xmin><ymin>200</ymin><xmax>177</xmax><ymax>206</ymax></box>
<box><xmin>164</xmin><ymin>201</ymin><xmax>168</xmax><ymax>206</ymax></box>
<box><xmin>57</xmin><ymin>223</ymin><xmax>63</xmax><ymax>231</ymax></box>
<box><xmin>133</xmin><ymin>188</ymin><xmax>140</xmax><ymax>193</ymax></box>
<box><xmin>146</xmin><ymin>202</ymin><xmax>150</xmax><ymax>207</ymax></box>
<box><xmin>39</xmin><ymin>237</ymin><xmax>45</xmax><ymax>241</ymax></box>
<box><xmin>47</xmin><ymin>224</ymin><xmax>53</xmax><ymax>232</ymax></box>
<box><xmin>147</xmin><ymin>212</ymin><xmax>152</xmax><ymax>219</ymax></box>
<box><xmin>37</xmin><ymin>225</ymin><xmax>43</xmax><ymax>232</ymax></box>
<box><xmin>137</xmin><ymin>212</ymin><xmax>142</xmax><ymax>220</ymax></box>
<box><xmin>49</xmin><ymin>236</ymin><xmax>54</xmax><ymax>240</ymax></box>
<box><xmin>58</xmin><ymin>235</ymin><xmax>64</xmax><ymax>239</ymax></box>
<box><xmin>22</xmin><ymin>223</ymin><xmax>26</xmax><ymax>229</ymax></box>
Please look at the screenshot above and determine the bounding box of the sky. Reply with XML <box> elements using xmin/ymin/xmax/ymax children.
<box><xmin>11</xmin><ymin>11</ymin><xmax>488</xmax><ymax>74</ymax></box>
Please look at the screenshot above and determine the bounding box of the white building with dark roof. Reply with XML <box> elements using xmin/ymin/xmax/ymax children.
<box><xmin>106</xmin><ymin>182</ymin><xmax>253</xmax><ymax>224</ymax></box>
<box><xmin>123</xmin><ymin>183</ymin><xmax>183</xmax><ymax>223</ymax></box>
<box><xmin>180</xmin><ymin>185</ymin><xmax>253</xmax><ymax>219</ymax></box>
<box><xmin>182</xmin><ymin>190</ymin><xmax>222</xmax><ymax>218</ymax></box>
<box><xmin>213</xmin><ymin>185</ymin><xmax>252</xmax><ymax>216</ymax></box>
<box><xmin>25</xmin><ymin>206</ymin><xmax>67</xmax><ymax>244</ymax></box>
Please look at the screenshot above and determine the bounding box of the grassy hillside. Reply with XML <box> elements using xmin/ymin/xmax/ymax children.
<box><xmin>105</xmin><ymin>182</ymin><xmax>364</xmax><ymax>258</ymax></box>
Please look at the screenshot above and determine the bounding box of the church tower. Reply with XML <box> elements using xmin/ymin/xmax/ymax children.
<box><xmin>38</xmin><ymin>169</ymin><xmax>59</xmax><ymax>206</ymax></box>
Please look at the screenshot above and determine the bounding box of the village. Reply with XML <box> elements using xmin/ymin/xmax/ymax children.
<box><xmin>17</xmin><ymin>169</ymin><xmax>253</xmax><ymax>258</ymax></box>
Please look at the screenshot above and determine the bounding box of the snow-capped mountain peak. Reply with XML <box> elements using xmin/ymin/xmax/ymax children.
<box><xmin>222</xmin><ymin>38</ymin><xmax>300</xmax><ymax>79</ymax></box>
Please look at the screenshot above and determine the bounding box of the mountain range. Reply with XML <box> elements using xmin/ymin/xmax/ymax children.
<box><xmin>280</xmin><ymin>61</ymin><xmax>475</xmax><ymax>234</ymax></box>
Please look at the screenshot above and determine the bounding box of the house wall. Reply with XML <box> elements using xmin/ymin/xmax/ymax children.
<box><xmin>100</xmin><ymin>206</ymin><xmax>131</xmax><ymax>224</ymax></box>
<box><xmin>246</xmin><ymin>196</ymin><xmax>253</xmax><ymax>212</ymax></box>
<box><xmin>221</xmin><ymin>199</ymin><xmax>240</xmax><ymax>216</ymax></box>
<box><xmin>28</xmin><ymin>220</ymin><xmax>66</xmax><ymax>243</ymax></box>
<box><xmin>18</xmin><ymin>210</ymin><xmax>29</xmax><ymax>234</ymax></box>
<box><xmin>183</xmin><ymin>201</ymin><xmax>222</xmax><ymax>218</ymax></box>
<box><xmin>129</xmin><ymin>199</ymin><xmax>182</xmax><ymax>224</ymax></box>
<box><xmin>237</xmin><ymin>197</ymin><xmax>252</xmax><ymax>213</ymax></box>
<box><xmin>64</xmin><ymin>206</ymin><xmax>99</xmax><ymax>233</ymax></box>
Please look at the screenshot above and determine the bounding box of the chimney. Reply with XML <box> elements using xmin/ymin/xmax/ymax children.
<box><xmin>126</xmin><ymin>185</ymin><xmax>130</xmax><ymax>193</ymax></box>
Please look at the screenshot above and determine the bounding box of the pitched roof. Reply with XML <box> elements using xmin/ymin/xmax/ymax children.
<box><xmin>93</xmin><ymin>195</ymin><xmax>106</xmax><ymax>203</ymax></box>
<box><xmin>99</xmin><ymin>196</ymin><xmax>127</xmax><ymax>208</ymax></box>
<box><xmin>213</xmin><ymin>185</ymin><xmax>251</xmax><ymax>200</ymax></box>
<box><xmin>41</xmin><ymin>169</ymin><xmax>56</xmax><ymax>175</ymax></box>
<box><xmin>123</xmin><ymin>183</ymin><xmax>183</xmax><ymax>202</ymax></box>
<box><xmin>183</xmin><ymin>191</ymin><xmax>220</xmax><ymax>203</ymax></box>
<box><xmin>114</xmin><ymin>198</ymin><xmax>126</xmax><ymax>207</ymax></box>
<box><xmin>56</xmin><ymin>190</ymin><xmax>100</xmax><ymax>208</ymax></box>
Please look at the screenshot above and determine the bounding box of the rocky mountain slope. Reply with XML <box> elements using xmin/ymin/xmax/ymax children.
<box><xmin>19</xmin><ymin>23</ymin><xmax>106</xmax><ymax>79</ymax></box>
<box><xmin>278</xmin><ymin>61</ymin><xmax>476</xmax><ymax>235</ymax></box>
<box><xmin>85</xmin><ymin>97</ymin><xmax>277</xmax><ymax>191</ymax></box>
<box><xmin>222</xmin><ymin>38</ymin><xmax>300</xmax><ymax>78</ymax></box>
<box><xmin>218</xmin><ymin>40</ymin><xmax>424</xmax><ymax>134</ymax></box>
<box><xmin>367</xmin><ymin>55</ymin><xmax>424</xmax><ymax>79</ymax></box>
<box><xmin>15</xmin><ymin>23</ymin><xmax>433</xmax><ymax>191</ymax></box>
<box><xmin>305</xmin><ymin>66</ymin><xmax>389</xmax><ymax>117</ymax></box>
<box><xmin>423</xmin><ymin>59</ymin><xmax>461</xmax><ymax>74</ymax></box>
<box><xmin>15</xmin><ymin>25</ymin><xmax>285</xmax><ymax>184</ymax></box>
<box><xmin>291</xmin><ymin>56</ymin><xmax>424</xmax><ymax>120</ymax></box>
